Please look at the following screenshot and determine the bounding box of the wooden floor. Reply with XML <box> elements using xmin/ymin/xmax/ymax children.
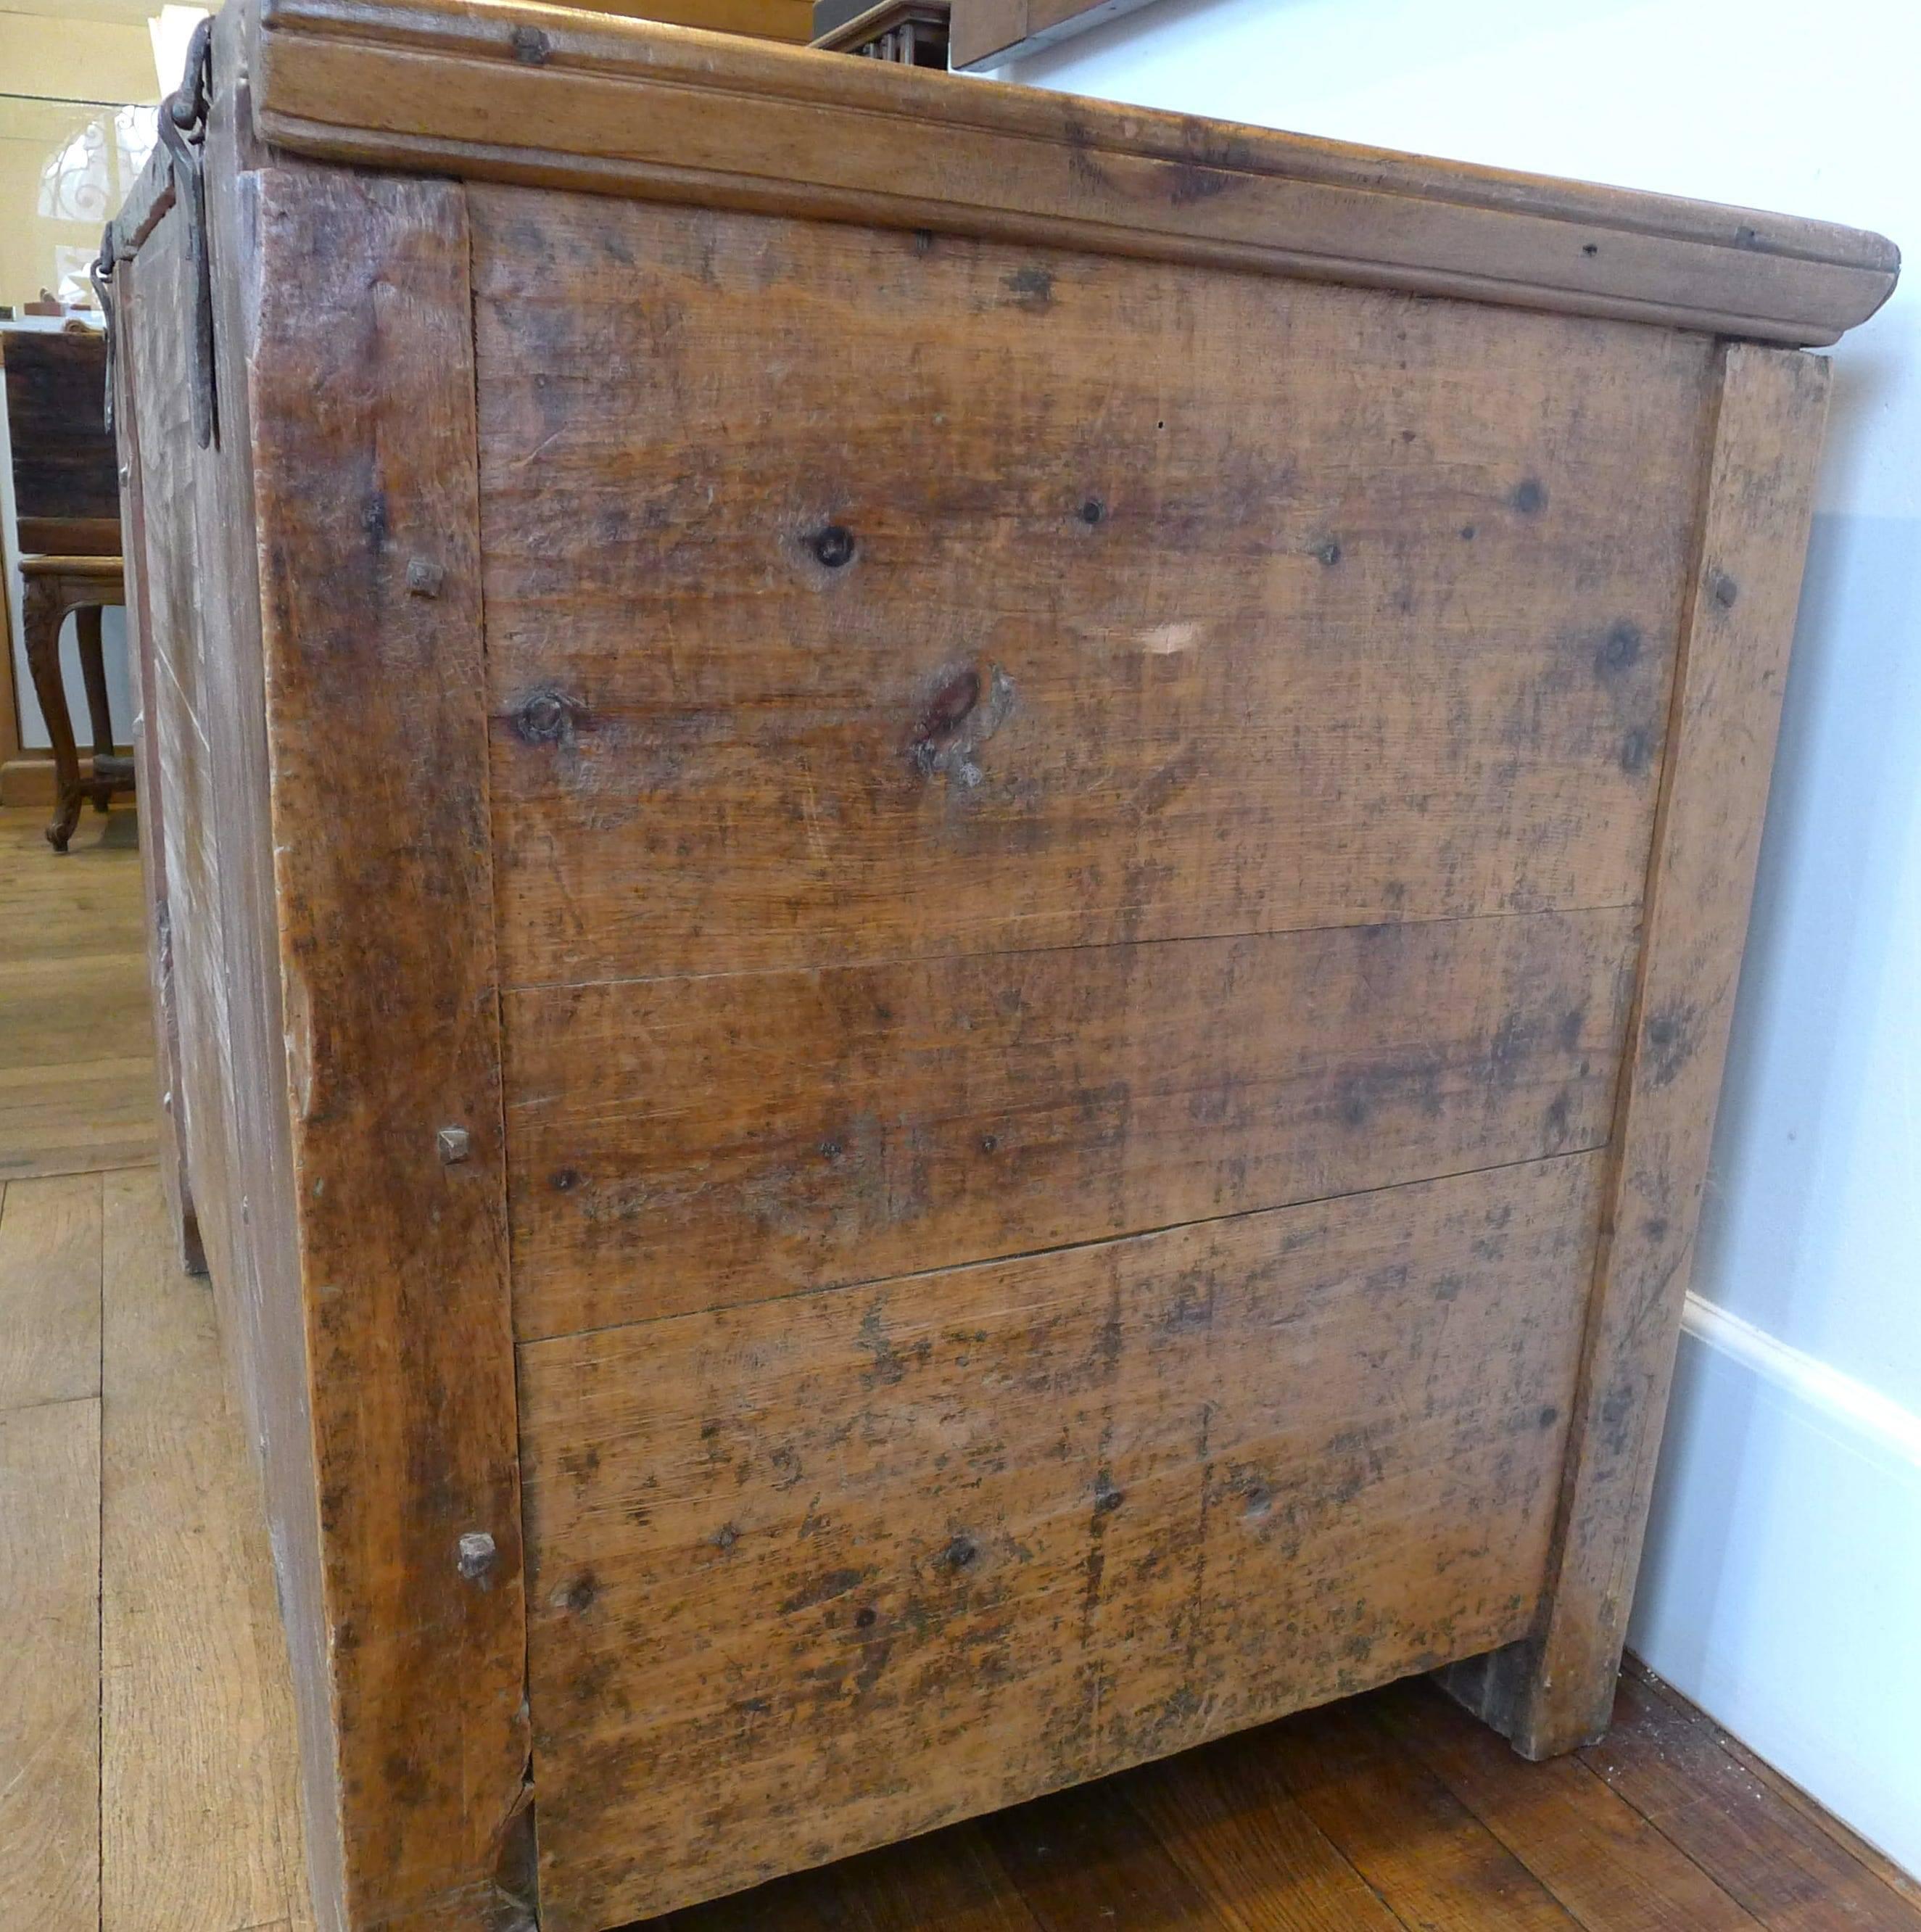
<box><xmin>3</xmin><ymin>798</ymin><xmax>1917</xmax><ymax>1932</ymax></box>
<box><xmin>0</xmin><ymin>802</ymin><xmax>154</xmax><ymax>1181</ymax></box>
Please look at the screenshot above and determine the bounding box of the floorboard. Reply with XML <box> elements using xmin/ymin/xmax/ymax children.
<box><xmin>99</xmin><ymin>1169</ymin><xmax>312</xmax><ymax>1932</ymax></box>
<box><xmin>0</xmin><ymin>1393</ymin><xmax>101</xmax><ymax>1932</ymax></box>
<box><xmin>0</xmin><ymin>1171</ymin><xmax>102</xmax><ymax>1410</ymax></box>
<box><xmin>0</xmin><ymin>805</ymin><xmax>152</xmax><ymax>1181</ymax></box>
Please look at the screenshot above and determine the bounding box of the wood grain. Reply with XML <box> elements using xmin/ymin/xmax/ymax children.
<box><xmin>1443</xmin><ymin>344</ymin><xmax>1833</xmax><ymax>1758</ymax></box>
<box><xmin>509</xmin><ymin>906</ymin><xmax>1634</xmax><ymax>1337</ymax></box>
<box><xmin>247</xmin><ymin>0</ymin><xmax>1899</xmax><ymax>345</ymax></box>
<box><xmin>1260</xmin><ymin>1700</ymin><xmax>1582</xmax><ymax>1932</ymax></box>
<box><xmin>112</xmin><ymin>282</ymin><xmax>202</xmax><ymax>1272</ymax></box>
<box><xmin>518</xmin><ymin>1152</ymin><xmax>1600</xmax><ymax>1927</ymax></box>
<box><xmin>1</xmin><ymin>329</ymin><xmax>118</xmax><ymax>527</ymax></box>
<box><xmin>244</xmin><ymin>155</ymin><xmax>531</xmax><ymax>1928</ymax></box>
<box><xmin>1585</xmin><ymin>1669</ymin><xmax>1921</xmax><ymax>1932</ymax></box>
<box><xmin>99</xmin><ymin>1170</ymin><xmax>311</xmax><ymax>1932</ymax></box>
<box><xmin>474</xmin><ymin>187</ymin><xmax>1708</xmax><ymax>989</ymax></box>
<box><xmin>0</xmin><ymin>1172</ymin><xmax>101</xmax><ymax>1408</ymax></box>
<box><xmin>117</xmin><ymin>34</ymin><xmax>349</xmax><ymax>1921</ymax></box>
<box><xmin>1123</xmin><ymin>1741</ymin><xmax>1408</xmax><ymax>1931</ymax></box>
<box><xmin>0</xmin><ymin>1395</ymin><xmax>100</xmax><ymax>1932</ymax></box>
<box><xmin>1379</xmin><ymin>1678</ymin><xmax>1762</xmax><ymax>1930</ymax></box>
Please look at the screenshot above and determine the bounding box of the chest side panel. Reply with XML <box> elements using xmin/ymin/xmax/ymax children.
<box><xmin>470</xmin><ymin>189</ymin><xmax>1722</xmax><ymax>1928</ymax></box>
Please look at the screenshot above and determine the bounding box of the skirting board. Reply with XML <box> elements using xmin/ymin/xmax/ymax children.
<box><xmin>1630</xmin><ymin>1291</ymin><xmax>1921</xmax><ymax>1878</ymax></box>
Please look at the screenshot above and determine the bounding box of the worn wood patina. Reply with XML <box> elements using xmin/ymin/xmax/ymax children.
<box><xmin>104</xmin><ymin>2</ymin><xmax>1895</xmax><ymax>1926</ymax></box>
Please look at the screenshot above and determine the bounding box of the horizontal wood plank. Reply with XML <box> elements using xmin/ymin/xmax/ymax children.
<box><xmin>249</xmin><ymin>0</ymin><xmax>1898</xmax><ymax>344</ymax></box>
<box><xmin>518</xmin><ymin>1152</ymin><xmax>1602</xmax><ymax>1926</ymax></box>
<box><xmin>507</xmin><ymin>905</ymin><xmax>1635</xmax><ymax>1338</ymax></box>
<box><xmin>474</xmin><ymin>189</ymin><xmax>1709</xmax><ymax>988</ymax></box>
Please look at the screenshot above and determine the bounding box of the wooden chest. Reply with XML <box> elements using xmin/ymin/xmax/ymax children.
<box><xmin>102</xmin><ymin>5</ymin><xmax>1896</xmax><ymax>1928</ymax></box>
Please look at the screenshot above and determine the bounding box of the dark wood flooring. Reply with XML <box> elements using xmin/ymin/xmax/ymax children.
<box><xmin>646</xmin><ymin>1665</ymin><xmax>1921</xmax><ymax>1932</ymax></box>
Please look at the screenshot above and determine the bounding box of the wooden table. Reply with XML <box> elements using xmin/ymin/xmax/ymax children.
<box><xmin>20</xmin><ymin>555</ymin><xmax>132</xmax><ymax>851</ymax></box>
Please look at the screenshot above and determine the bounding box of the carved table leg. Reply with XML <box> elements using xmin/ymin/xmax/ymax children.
<box><xmin>22</xmin><ymin>576</ymin><xmax>84</xmax><ymax>852</ymax></box>
<box><xmin>77</xmin><ymin>606</ymin><xmax>116</xmax><ymax>812</ymax></box>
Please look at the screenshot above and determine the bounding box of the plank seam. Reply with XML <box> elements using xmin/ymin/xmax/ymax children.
<box><xmin>515</xmin><ymin>1141</ymin><xmax>1611</xmax><ymax>1351</ymax></box>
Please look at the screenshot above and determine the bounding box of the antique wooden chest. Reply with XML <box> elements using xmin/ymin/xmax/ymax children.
<box><xmin>102</xmin><ymin>4</ymin><xmax>1896</xmax><ymax>1927</ymax></box>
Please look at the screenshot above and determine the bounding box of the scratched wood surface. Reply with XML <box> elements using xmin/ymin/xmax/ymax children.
<box><xmin>520</xmin><ymin>1153</ymin><xmax>1603</xmax><ymax>1928</ymax></box>
<box><xmin>508</xmin><ymin>906</ymin><xmax>1635</xmax><ymax>1337</ymax></box>
<box><xmin>103</xmin><ymin>3</ymin><xmax>1893</xmax><ymax>1923</ymax></box>
<box><xmin>1442</xmin><ymin>344</ymin><xmax>1835</xmax><ymax>1759</ymax></box>
<box><xmin>242</xmin><ymin>157</ymin><xmax>532</xmax><ymax>1929</ymax></box>
<box><xmin>115</xmin><ymin>46</ymin><xmax>350</xmax><ymax>1922</ymax></box>
<box><xmin>474</xmin><ymin>190</ymin><xmax>1709</xmax><ymax>990</ymax></box>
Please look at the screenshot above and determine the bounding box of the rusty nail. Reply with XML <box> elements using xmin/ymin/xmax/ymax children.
<box><xmin>437</xmin><ymin>1126</ymin><xmax>471</xmax><ymax>1165</ymax></box>
<box><xmin>457</xmin><ymin>1530</ymin><xmax>497</xmax><ymax>1580</ymax></box>
<box><xmin>407</xmin><ymin>558</ymin><xmax>445</xmax><ymax>598</ymax></box>
<box><xmin>812</xmin><ymin>525</ymin><xmax>856</xmax><ymax>569</ymax></box>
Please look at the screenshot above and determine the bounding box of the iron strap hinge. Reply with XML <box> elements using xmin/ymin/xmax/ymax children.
<box><xmin>96</xmin><ymin>15</ymin><xmax>218</xmax><ymax>448</ymax></box>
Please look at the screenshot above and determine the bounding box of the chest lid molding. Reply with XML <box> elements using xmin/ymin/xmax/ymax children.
<box><xmin>244</xmin><ymin>0</ymin><xmax>1896</xmax><ymax>347</ymax></box>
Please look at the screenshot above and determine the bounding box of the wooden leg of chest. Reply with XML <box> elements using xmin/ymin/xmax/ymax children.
<box><xmin>1439</xmin><ymin>343</ymin><xmax>1832</xmax><ymax>1759</ymax></box>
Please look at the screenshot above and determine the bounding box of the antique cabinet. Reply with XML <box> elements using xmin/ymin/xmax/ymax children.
<box><xmin>102</xmin><ymin>4</ymin><xmax>1896</xmax><ymax>1928</ymax></box>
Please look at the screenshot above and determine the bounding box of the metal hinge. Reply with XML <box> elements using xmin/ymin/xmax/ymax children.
<box><xmin>99</xmin><ymin>15</ymin><xmax>218</xmax><ymax>447</ymax></box>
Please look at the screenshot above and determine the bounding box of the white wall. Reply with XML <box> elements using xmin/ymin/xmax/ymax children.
<box><xmin>996</xmin><ymin>0</ymin><xmax>1921</xmax><ymax>1874</ymax></box>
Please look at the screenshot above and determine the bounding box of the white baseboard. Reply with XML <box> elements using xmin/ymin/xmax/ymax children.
<box><xmin>1630</xmin><ymin>1294</ymin><xmax>1921</xmax><ymax>1879</ymax></box>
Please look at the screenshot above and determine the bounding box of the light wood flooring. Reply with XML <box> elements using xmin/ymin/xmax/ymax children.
<box><xmin>2</xmin><ymin>801</ymin><xmax>1917</xmax><ymax>1932</ymax></box>
<box><xmin>0</xmin><ymin>802</ymin><xmax>154</xmax><ymax>1181</ymax></box>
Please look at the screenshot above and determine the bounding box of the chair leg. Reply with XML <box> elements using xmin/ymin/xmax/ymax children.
<box><xmin>22</xmin><ymin>579</ymin><xmax>84</xmax><ymax>852</ymax></box>
<box><xmin>76</xmin><ymin>606</ymin><xmax>116</xmax><ymax>813</ymax></box>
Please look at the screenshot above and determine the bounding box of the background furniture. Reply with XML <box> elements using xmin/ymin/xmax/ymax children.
<box><xmin>3</xmin><ymin>329</ymin><xmax>133</xmax><ymax>847</ymax></box>
<box><xmin>812</xmin><ymin>0</ymin><xmax>951</xmax><ymax>63</ymax></box>
<box><xmin>103</xmin><ymin>4</ymin><xmax>1894</xmax><ymax>1928</ymax></box>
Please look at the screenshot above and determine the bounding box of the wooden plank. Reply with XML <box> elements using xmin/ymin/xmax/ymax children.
<box><xmin>517</xmin><ymin>1152</ymin><xmax>1600</xmax><ymax>1927</ymax></box>
<box><xmin>983</xmin><ymin>1781</ymin><xmax>1235</xmax><ymax>1928</ymax></box>
<box><xmin>0</xmin><ymin>1173</ymin><xmax>101</xmax><ymax>1410</ymax></box>
<box><xmin>0</xmin><ymin>1057</ymin><xmax>157</xmax><ymax>1182</ymax></box>
<box><xmin>0</xmin><ymin>1395</ymin><xmax>100</xmax><ymax>1932</ymax></box>
<box><xmin>247</xmin><ymin>0</ymin><xmax>1897</xmax><ymax>345</ymax></box>
<box><xmin>509</xmin><ymin>906</ymin><xmax>1634</xmax><ymax>1338</ymax></box>
<box><xmin>1583</xmin><ymin>1669</ymin><xmax>1921</xmax><ymax>1932</ymax></box>
<box><xmin>1261</xmin><ymin>1700</ymin><xmax>1583</xmax><ymax>1932</ymax></box>
<box><xmin>473</xmin><ymin>187</ymin><xmax>1710</xmax><ymax>990</ymax></box>
<box><xmin>668</xmin><ymin>1820</ymin><xmax>1041</xmax><ymax>1932</ymax></box>
<box><xmin>99</xmin><ymin>1169</ymin><xmax>310</xmax><ymax>1932</ymax></box>
<box><xmin>1380</xmin><ymin>1678</ymin><xmax>1761</xmax><ymax>1930</ymax></box>
<box><xmin>1123</xmin><ymin>1740</ymin><xmax>1410</xmax><ymax>1931</ymax></box>
<box><xmin>1443</xmin><ymin>344</ymin><xmax>1834</xmax><ymax>1757</ymax></box>
<box><xmin>112</xmin><ymin>278</ymin><xmax>203</xmax><ymax>1273</ymax></box>
<box><xmin>244</xmin><ymin>155</ymin><xmax>530</xmax><ymax>1929</ymax></box>
<box><xmin>117</xmin><ymin>33</ymin><xmax>349</xmax><ymax>1924</ymax></box>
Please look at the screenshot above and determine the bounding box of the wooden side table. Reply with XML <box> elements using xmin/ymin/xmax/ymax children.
<box><xmin>21</xmin><ymin>553</ymin><xmax>133</xmax><ymax>850</ymax></box>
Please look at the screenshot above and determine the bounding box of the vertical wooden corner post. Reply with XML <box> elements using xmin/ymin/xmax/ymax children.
<box><xmin>1444</xmin><ymin>342</ymin><xmax>1831</xmax><ymax>1759</ymax></box>
<box><xmin>212</xmin><ymin>19</ymin><xmax>533</xmax><ymax>1928</ymax></box>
